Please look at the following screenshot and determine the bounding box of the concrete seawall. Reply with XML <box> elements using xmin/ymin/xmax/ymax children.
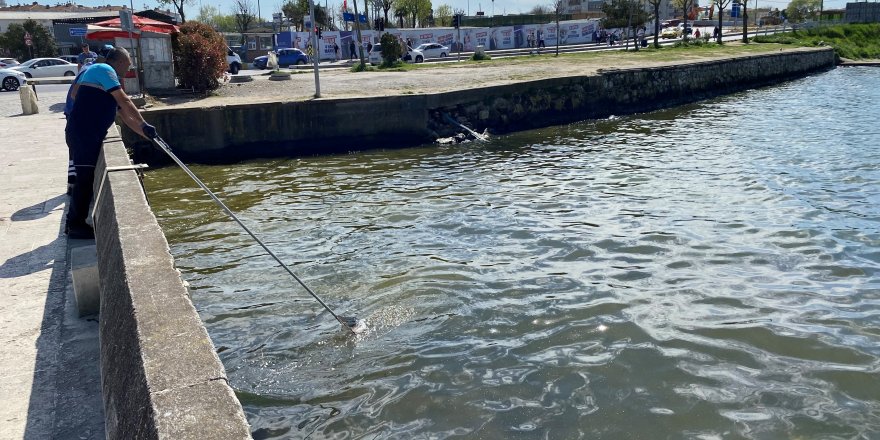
<box><xmin>93</xmin><ymin>126</ymin><xmax>252</xmax><ymax>438</ymax></box>
<box><xmin>124</xmin><ymin>47</ymin><xmax>836</xmax><ymax>164</ymax></box>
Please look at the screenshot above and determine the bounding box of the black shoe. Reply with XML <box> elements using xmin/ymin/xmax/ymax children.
<box><xmin>66</xmin><ymin>223</ymin><xmax>95</xmax><ymax>240</ymax></box>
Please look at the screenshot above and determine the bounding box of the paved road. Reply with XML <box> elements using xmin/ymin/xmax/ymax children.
<box><xmin>0</xmin><ymin>85</ymin><xmax>104</xmax><ymax>440</ymax></box>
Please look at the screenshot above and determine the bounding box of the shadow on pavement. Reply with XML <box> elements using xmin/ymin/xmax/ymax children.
<box><xmin>11</xmin><ymin>194</ymin><xmax>66</xmax><ymax>222</ymax></box>
<box><xmin>21</xmin><ymin>221</ymin><xmax>104</xmax><ymax>439</ymax></box>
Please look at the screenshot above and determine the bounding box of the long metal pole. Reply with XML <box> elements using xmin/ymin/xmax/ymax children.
<box><xmin>152</xmin><ymin>137</ymin><xmax>356</xmax><ymax>331</ymax></box>
<box><xmin>309</xmin><ymin>0</ymin><xmax>321</xmax><ymax>97</ymax></box>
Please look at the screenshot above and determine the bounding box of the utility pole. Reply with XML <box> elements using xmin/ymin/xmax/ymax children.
<box><xmin>352</xmin><ymin>0</ymin><xmax>366</xmax><ymax>68</ymax></box>
<box><xmin>741</xmin><ymin>0</ymin><xmax>748</xmax><ymax>43</ymax></box>
<box><xmin>308</xmin><ymin>0</ymin><xmax>321</xmax><ymax>97</ymax></box>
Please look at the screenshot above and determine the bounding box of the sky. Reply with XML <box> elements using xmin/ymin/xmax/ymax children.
<box><xmin>11</xmin><ymin>0</ymin><xmax>856</xmax><ymax>22</ymax></box>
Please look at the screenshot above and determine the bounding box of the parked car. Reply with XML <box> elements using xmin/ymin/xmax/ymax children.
<box><xmin>252</xmin><ymin>48</ymin><xmax>309</xmax><ymax>69</ymax></box>
<box><xmin>10</xmin><ymin>58</ymin><xmax>78</xmax><ymax>78</ymax></box>
<box><xmin>227</xmin><ymin>48</ymin><xmax>242</xmax><ymax>74</ymax></box>
<box><xmin>59</xmin><ymin>55</ymin><xmax>80</xmax><ymax>64</ymax></box>
<box><xmin>0</xmin><ymin>68</ymin><xmax>27</xmax><ymax>92</ymax></box>
<box><xmin>0</xmin><ymin>58</ymin><xmax>20</xmax><ymax>68</ymax></box>
<box><xmin>368</xmin><ymin>44</ymin><xmax>424</xmax><ymax>65</ymax></box>
<box><xmin>368</xmin><ymin>43</ymin><xmax>383</xmax><ymax>65</ymax></box>
<box><xmin>661</xmin><ymin>27</ymin><xmax>681</xmax><ymax>39</ymax></box>
<box><xmin>414</xmin><ymin>43</ymin><xmax>449</xmax><ymax>59</ymax></box>
<box><xmin>678</xmin><ymin>24</ymin><xmax>694</xmax><ymax>35</ymax></box>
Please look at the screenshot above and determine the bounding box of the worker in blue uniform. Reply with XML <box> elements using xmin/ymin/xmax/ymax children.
<box><xmin>65</xmin><ymin>46</ymin><xmax>157</xmax><ymax>239</ymax></box>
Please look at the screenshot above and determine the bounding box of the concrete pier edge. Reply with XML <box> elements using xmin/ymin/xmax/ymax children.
<box><xmin>94</xmin><ymin>126</ymin><xmax>251</xmax><ymax>439</ymax></box>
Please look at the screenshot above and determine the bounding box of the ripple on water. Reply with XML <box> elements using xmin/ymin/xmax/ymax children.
<box><xmin>145</xmin><ymin>68</ymin><xmax>880</xmax><ymax>439</ymax></box>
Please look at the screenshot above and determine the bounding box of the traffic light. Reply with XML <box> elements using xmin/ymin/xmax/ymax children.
<box><xmin>453</xmin><ymin>14</ymin><xmax>461</xmax><ymax>29</ymax></box>
<box><xmin>316</xmin><ymin>26</ymin><xmax>322</xmax><ymax>38</ymax></box>
<box><xmin>380</xmin><ymin>18</ymin><xmax>385</xmax><ymax>31</ymax></box>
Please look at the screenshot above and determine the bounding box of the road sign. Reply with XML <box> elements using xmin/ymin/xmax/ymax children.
<box><xmin>120</xmin><ymin>10</ymin><xmax>134</xmax><ymax>32</ymax></box>
<box><xmin>24</xmin><ymin>32</ymin><xmax>32</xmax><ymax>46</ymax></box>
<box><xmin>69</xmin><ymin>27</ymin><xmax>87</xmax><ymax>37</ymax></box>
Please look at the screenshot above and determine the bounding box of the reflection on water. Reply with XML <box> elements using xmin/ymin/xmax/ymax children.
<box><xmin>145</xmin><ymin>68</ymin><xmax>880</xmax><ymax>439</ymax></box>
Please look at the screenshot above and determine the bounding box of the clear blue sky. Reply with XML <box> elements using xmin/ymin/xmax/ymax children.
<box><xmin>20</xmin><ymin>0</ymin><xmax>855</xmax><ymax>22</ymax></box>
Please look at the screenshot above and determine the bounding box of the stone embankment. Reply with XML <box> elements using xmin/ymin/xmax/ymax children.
<box><xmin>124</xmin><ymin>47</ymin><xmax>835</xmax><ymax>164</ymax></box>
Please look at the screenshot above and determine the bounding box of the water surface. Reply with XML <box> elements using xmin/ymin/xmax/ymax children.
<box><xmin>146</xmin><ymin>67</ymin><xmax>880</xmax><ymax>439</ymax></box>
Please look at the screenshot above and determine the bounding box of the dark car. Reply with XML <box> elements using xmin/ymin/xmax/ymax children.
<box><xmin>253</xmin><ymin>48</ymin><xmax>310</xmax><ymax>69</ymax></box>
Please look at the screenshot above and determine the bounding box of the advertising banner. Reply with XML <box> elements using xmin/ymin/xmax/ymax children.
<box><xmin>489</xmin><ymin>26</ymin><xmax>515</xmax><ymax>49</ymax></box>
<box><xmin>321</xmin><ymin>31</ymin><xmax>340</xmax><ymax>59</ymax></box>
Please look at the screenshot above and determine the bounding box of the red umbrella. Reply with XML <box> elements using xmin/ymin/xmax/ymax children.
<box><xmin>94</xmin><ymin>16</ymin><xmax>179</xmax><ymax>34</ymax></box>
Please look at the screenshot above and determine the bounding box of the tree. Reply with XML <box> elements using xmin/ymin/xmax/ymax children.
<box><xmin>0</xmin><ymin>20</ymin><xmax>57</xmax><ymax>61</ymax></box>
<box><xmin>196</xmin><ymin>5</ymin><xmax>220</xmax><ymax>28</ymax></box>
<box><xmin>171</xmin><ymin>21</ymin><xmax>227</xmax><ymax>92</ymax></box>
<box><xmin>434</xmin><ymin>4</ymin><xmax>452</xmax><ymax>26</ymax></box>
<box><xmin>282</xmin><ymin>0</ymin><xmax>329</xmax><ymax>30</ymax></box>
<box><xmin>552</xmin><ymin>0</ymin><xmax>563</xmax><ymax>56</ymax></box>
<box><xmin>672</xmin><ymin>0</ymin><xmax>694</xmax><ymax>41</ymax></box>
<box><xmin>215</xmin><ymin>14</ymin><xmax>239</xmax><ymax>32</ymax></box>
<box><xmin>233</xmin><ymin>0</ymin><xmax>256</xmax><ymax>44</ymax></box>
<box><xmin>379</xmin><ymin>32</ymin><xmax>402</xmax><ymax>66</ymax></box>
<box><xmin>380</xmin><ymin>0</ymin><xmax>395</xmax><ymax>25</ymax></box>
<box><xmin>712</xmin><ymin>0</ymin><xmax>731</xmax><ymax>43</ymax></box>
<box><xmin>530</xmin><ymin>5</ymin><xmax>549</xmax><ymax>14</ymax></box>
<box><xmin>785</xmin><ymin>0</ymin><xmax>820</xmax><ymax>23</ymax></box>
<box><xmin>601</xmin><ymin>0</ymin><xmax>650</xmax><ymax>48</ymax></box>
<box><xmin>647</xmin><ymin>0</ymin><xmax>662</xmax><ymax>47</ymax></box>
<box><xmin>396</xmin><ymin>0</ymin><xmax>431</xmax><ymax>27</ymax></box>
<box><xmin>157</xmin><ymin>0</ymin><xmax>195</xmax><ymax>23</ymax></box>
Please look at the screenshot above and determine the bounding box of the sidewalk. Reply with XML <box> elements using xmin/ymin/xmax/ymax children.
<box><xmin>0</xmin><ymin>89</ymin><xmax>104</xmax><ymax>439</ymax></box>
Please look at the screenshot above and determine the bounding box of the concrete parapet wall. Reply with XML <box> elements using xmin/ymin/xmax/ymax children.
<box><xmin>93</xmin><ymin>126</ymin><xmax>252</xmax><ymax>439</ymax></box>
<box><xmin>125</xmin><ymin>47</ymin><xmax>835</xmax><ymax>164</ymax></box>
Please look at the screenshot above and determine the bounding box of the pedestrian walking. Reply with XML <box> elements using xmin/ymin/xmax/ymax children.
<box><xmin>349</xmin><ymin>39</ymin><xmax>356</xmax><ymax>60</ymax></box>
<box><xmin>694</xmin><ymin>28</ymin><xmax>701</xmax><ymax>39</ymax></box>
<box><xmin>713</xmin><ymin>26</ymin><xmax>720</xmax><ymax>39</ymax></box>
<box><xmin>64</xmin><ymin>47</ymin><xmax>156</xmax><ymax>239</ymax></box>
<box><xmin>334</xmin><ymin>42</ymin><xmax>339</xmax><ymax>60</ymax></box>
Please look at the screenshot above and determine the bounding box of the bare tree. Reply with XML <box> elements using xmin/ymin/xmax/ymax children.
<box><xmin>713</xmin><ymin>0</ymin><xmax>731</xmax><ymax>43</ymax></box>
<box><xmin>552</xmin><ymin>0</ymin><xmax>563</xmax><ymax>56</ymax></box>
<box><xmin>233</xmin><ymin>0</ymin><xmax>256</xmax><ymax>44</ymax></box>
<box><xmin>157</xmin><ymin>0</ymin><xmax>196</xmax><ymax>22</ymax></box>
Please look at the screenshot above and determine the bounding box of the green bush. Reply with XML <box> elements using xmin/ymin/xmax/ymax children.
<box><xmin>471</xmin><ymin>51</ymin><xmax>492</xmax><ymax>61</ymax></box>
<box><xmin>171</xmin><ymin>22</ymin><xmax>228</xmax><ymax>92</ymax></box>
<box><xmin>379</xmin><ymin>33</ymin><xmax>403</xmax><ymax>67</ymax></box>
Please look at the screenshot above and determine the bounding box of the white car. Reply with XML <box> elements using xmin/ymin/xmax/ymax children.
<box><xmin>0</xmin><ymin>68</ymin><xmax>27</xmax><ymax>92</ymax></box>
<box><xmin>414</xmin><ymin>43</ymin><xmax>449</xmax><ymax>59</ymax></box>
<box><xmin>369</xmin><ymin>43</ymin><xmax>424</xmax><ymax>65</ymax></box>
<box><xmin>0</xmin><ymin>57</ymin><xmax>20</xmax><ymax>68</ymax></box>
<box><xmin>11</xmin><ymin>58</ymin><xmax>79</xmax><ymax>78</ymax></box>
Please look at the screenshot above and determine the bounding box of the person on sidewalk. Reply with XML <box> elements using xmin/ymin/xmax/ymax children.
<box><xmin>65</xmin><ymin>47</ymin><xmax>156</xmax><ymax>239</ymax></box>
<box><xmin>62</xmin><ymin>56</ymin><xmax>100</xmax><ymax>193</ymax></box>
<box><xmin>334</xmin><ymin>42</ymin><xmax>340</xmax><ymax>61</ymax></box>
<box><xmin>77</xmin><ymin>43</ymin><xmax>97</xmax><ymax>71</ymax></box>
<box><xmin>349</xmin><ymin>40</ymin><xmax>356</xmax><ymax>60</ymax></box>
